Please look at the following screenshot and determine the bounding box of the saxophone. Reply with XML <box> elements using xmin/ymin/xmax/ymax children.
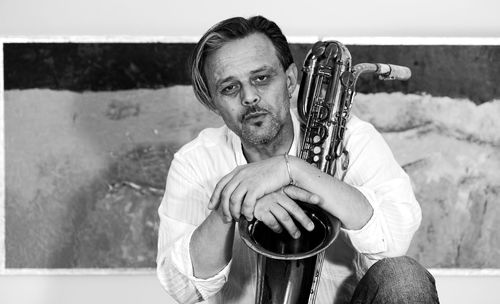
<box><xmin>239</xmin><ymin>40</ymin><xmax>411</xmax><ymax>304</ymax></box>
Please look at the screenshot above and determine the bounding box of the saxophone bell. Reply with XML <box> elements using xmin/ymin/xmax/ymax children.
<box><xmin>239</xmin><ymin>203</ymin><xmax>340</xmax><ymax>304</ymax></box>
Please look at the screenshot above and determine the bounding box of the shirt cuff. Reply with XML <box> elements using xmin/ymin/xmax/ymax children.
<box><xmin>171</xmin><ymin>229</ymin><xmax>232</xmax><ymax>300</ymax></box>
<box><xmin>341</xmin><ymin>185</ymin><xmax>388</xmax><ymax>256</ymax></box>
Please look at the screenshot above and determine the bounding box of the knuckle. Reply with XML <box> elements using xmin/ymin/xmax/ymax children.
<box><xmin>254</xmin><ymin>205</ymin><xmax>266</xmax><ymax>218</ymax></box>
<box><xmin>240</xmin><ymin>204</ymin><xmax>250</xmax><ymax>214</ymax></box>
<box><xmin>220</xmin><ymin>189</ymin><xmax>230</xmax><ymax>200</ymax></box>
<box><xmin>262</xmin><ymin>204</ymin><xmax>271</xmax><ymax>213</ymax></box>
<box><xmin>254</xmin><ymin>204</ymin><xmax>268</xmax><ymax>218</ymax></box>
<box><xmin>265</xmin><ymin>218</ymin><xmax>279</xmax><ymax>229</ymax></box>
<box><xmin>270</xmin><ymin>223</ymin><xmax>280</xmax><ymax>231</ymax></box>
<box><xmin>287</xmin><ymin>204</ymin><xmax>301</xmax><ymax>215</ymax></box>
<box><xmin>253</xmin><ymin>203</ymin><xmax>262</xmax><ymax>215</ymax></box>
<box><xmin>272</xmin><ymin>225</ymin><xmax>282</xmax><ymax>233</ymax></box>
<box><xmin>242</xmin><ymin>207</ymin><xmax>254</xmax><ymax>219</ymax></box>
<box><xmin>215</xmin><ymin>180</ymin><xmax>224</xmax><ymax>189</ymax></box>
<box><xmin>242</xmin><ymin>197</ymin><xmax>254</xmax><ymax>208</ymax></box>
<box><xmin>285</xmin><ymin>185</ymin><xmax>297</xmax><ymax>194</ymax></box>
<box><xmin>294</xmin><ymin>207</ymin><xmax>309</xmax><ymax>221</ymax></box>
<box><xmin>229</xmin><ymin>196</ymin><xmax>237</xmax><ymax>207</ymax></box>
<box><xmin>229</xmin><ymin>193</ymin><xmax>241</xmax><ymax>207</ymax></box>
<box><xmin>269</xmin><ymin>192</ymin><xmax>278</xmax><ymax>200</ymax></box>
<box><xmin>280</xmin><ymin>213</ymin><xmax>293</xmax><ymax>224</ymax></box>
<box><xmin>285</xmin><ymin>186</ymin><xmax>296</xmax><ymax>195</ymax></box>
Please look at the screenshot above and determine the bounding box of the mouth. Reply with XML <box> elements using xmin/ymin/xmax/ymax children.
<box><xmin>244</xmin><ymin>112</ymin><xmax>266</xmax><ymax>121</ymax></box>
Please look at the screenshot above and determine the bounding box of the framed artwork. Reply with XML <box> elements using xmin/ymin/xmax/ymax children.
<box><xmin>1</xmin><ymin>37</ymin><xmax>499</xmax><ymax>274</ymax></box>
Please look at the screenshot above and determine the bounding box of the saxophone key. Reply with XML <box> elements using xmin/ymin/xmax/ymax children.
<box><xmin>325</xmin><ymin>43</ymin><xmax>339</xmax><ymax>60</ymax></box>
<box><xmin>312</xmin><ymin>41</ymin><xmax>326</xmax><ymax>57</ymax></box>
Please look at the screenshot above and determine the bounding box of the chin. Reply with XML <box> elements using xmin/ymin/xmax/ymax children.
<box><xmin>242</xmin><ymin>127</ymin><xmax>281</xmax><ymax>145</ymax></box>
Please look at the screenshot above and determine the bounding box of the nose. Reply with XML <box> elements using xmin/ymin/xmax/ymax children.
<box><xmin>241</xmin><ymin>85</ymin><xmax>260</xmax><ymax>107</ymax></box>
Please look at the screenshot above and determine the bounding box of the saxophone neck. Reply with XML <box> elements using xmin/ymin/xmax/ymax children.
<box><xmin>297</xmin><ymin>41</ymin><xmax>352</xmax><ymax>125</ymax></box>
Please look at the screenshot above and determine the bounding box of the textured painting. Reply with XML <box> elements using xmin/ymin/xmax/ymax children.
<box><xmin>2</xmin><ymin>42</ymin><xmax>499</xmax><ymax>269</ymax></box>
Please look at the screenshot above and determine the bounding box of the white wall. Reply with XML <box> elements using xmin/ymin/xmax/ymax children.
<box><xmin>0</xmin><ymin>271</ymin><xmax>499</xmax><ymax>304</ymax></box>
<box><xmin>0</xmin><ymin>0</ymin><xmax>499</xmax><ymax>38</ymax></box>
<box><xmin>1</xmin><ymin>0</ymin><xmax>500</xmax><ymax>303</ymax></box>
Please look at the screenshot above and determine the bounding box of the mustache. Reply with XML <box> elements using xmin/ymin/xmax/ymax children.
<box><xmin>242</xmin><ymin>106</ymin><xmax>269</xmax><ymax>121</ymax></box>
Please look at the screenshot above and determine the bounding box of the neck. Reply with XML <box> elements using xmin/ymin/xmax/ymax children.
<box><xmin>241</xmin><ymin>117</ymin><xmax>294</xmax><ymax>163</ymax></box>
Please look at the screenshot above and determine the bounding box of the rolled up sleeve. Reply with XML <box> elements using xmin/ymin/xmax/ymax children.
<box><xmin>342</xmin><ymin>119</ymin><xmax>422</xmax><ymax>260</ymax></box>
<box><xmin>156</xmin><ymin>154</ymin><xmax>232</xmax><ymax>303</ymax></box>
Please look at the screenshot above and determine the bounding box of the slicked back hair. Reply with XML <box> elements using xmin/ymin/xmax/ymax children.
<box><xmin>189</xmin><ymin>16</ymin><xmax>294</xmax><ymax>111</ymax></box>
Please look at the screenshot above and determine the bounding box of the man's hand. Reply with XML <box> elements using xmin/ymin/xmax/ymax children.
<box><xmin>251</xmin><ymin>185</ymin><xmax>319</xmax><ymax>239</ymax></box>
<box><xmin>208</xmin><ymin>155</ymin><xmax>290</xmax><ymax>220</ymax></box>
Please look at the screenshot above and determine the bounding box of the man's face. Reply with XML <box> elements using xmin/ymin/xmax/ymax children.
<box><xmin>204</xmin><ymin>33</ymin><xmax>297</xmax><ymax>146</ymax></box>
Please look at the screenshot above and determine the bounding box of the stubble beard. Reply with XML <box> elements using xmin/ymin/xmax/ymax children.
<box><xmin>241</xmin><ymin>112</ymin><xmax>281</xmax><ymax>146</ymax></box>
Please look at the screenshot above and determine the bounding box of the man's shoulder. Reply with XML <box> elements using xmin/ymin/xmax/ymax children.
<box><xmin>346</xmin><ymin>115</ymin><xmax>378</xmax><ymax>136</ymax></box>
<box><xmin>175</xmin><ymin>125</ymin><xmax>233</xmax><ymax>158</ymax></box>
<box><xmin>343</xmin><ymin>114</ymin><xmax>386</xmax><ymax>151</ymax></box>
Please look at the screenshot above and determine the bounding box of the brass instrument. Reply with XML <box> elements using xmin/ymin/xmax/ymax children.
<box><xmin>239</xmin><ymin>41</ymin><xmax>411</xmax><ymax>304</ymax></box>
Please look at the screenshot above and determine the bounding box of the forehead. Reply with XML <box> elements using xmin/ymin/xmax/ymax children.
<box><xmin>204</xmin><ymin>33</ymin><xmax>282</xmax><ymax>82</ymax></box>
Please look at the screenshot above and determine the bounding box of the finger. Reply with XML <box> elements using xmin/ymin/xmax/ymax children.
<box><xmin>283</xmin><ymin>185</ymin><xmax>321</xmax><ymax>205</ymax></box>
<box><xmin>209</xmin><ymin>172</ymin><xmax>234</xmax><ymax>210</ymax></box>
<box><xmin>260</xmin><ymin>212</ymin><xmax>283</xmax><ymax>234</ymax></box>
<box><xmin>240</xmin><ymin>190</ymin><xmax>259</xmax><ymax>222</ymax></box>
<box><xmin>253</xmin><ymin>194</ymin><xmax>271</xmax><ymax>221</ymax></box>
<box><xmin>279</xmin><ymin>196</ymin><xmax>315</xmax><ymax>232</ymax></box>
<box><xmin>220</xmin><ymin>180</ymin><xmax>241</xmax><ymax>221</ymax></box>
<box><xmin>270</xmin><ymin>204</ymin><xmax>301</xmax><ymax>239</ymax></box>
<box><xmin>229</xmin><ymin>185</ymin><xmax>247</xmax><ymax>221</ymax></box>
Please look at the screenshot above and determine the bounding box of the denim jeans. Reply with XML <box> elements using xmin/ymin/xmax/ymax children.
<box><xmin>350</xmin><ymin>256</ymin><xmax>439</xmax><ymax>304</ymax></box>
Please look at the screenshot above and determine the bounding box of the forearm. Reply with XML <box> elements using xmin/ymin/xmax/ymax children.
<box><xmin>288</xmin><ymin>155</ymin><xmax>373</xmax><ymax>230</ymax></box>
<box><xmin>190</xmin><ymin>209</ymin><xmax>235</xmax><ymax>279</ymax></box>
<box><xmin>287</xmin><ymin>118</ymin><xmax>422</xmax><ymax>258</ymax></box>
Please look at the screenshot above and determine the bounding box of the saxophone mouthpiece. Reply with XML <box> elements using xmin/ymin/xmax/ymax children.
<box><xmin>376</xmin><ymin>63</ymin><xmax>412</xmax><ymax>81</ymax></box>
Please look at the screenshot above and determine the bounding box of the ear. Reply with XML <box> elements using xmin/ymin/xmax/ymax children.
<box><xmin>285</xmin><ymin>63</ymin><xmax>298</xmax><ymax>97</ymax></box>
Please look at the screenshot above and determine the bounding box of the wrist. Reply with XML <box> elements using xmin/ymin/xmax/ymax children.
<box><xmin>283</xmin><ymin>153</ymin><xmax>296</xmax><ymax>186</ymax></box>
<box><xmin>287</xmin><ymin>156</ymin><xmax>317</xmax><ymax>189</ymax></box>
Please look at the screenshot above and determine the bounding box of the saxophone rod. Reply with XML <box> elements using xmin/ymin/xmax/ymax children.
<box><xmin>353</xmin><ymin>63</ymin><xmax>412</xmax><ymax>81</ymax></box>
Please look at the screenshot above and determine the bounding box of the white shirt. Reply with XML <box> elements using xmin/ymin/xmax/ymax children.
<box><xmin>156</xmin><ymin>111</ymin><xmax>421</xmax><ymax>304</ymax></box>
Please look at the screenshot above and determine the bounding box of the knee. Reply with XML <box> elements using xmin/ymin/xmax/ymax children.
<box><xmin>371</xmin><ymin>256</ymin><xmax>432</xmax><ymax>280</ymax></box>
<box><xmin>356</xmin><ymin>256</ymin><xmax>439</xmax><ymax>303</ymax></box>
<box><xmin>369</xmin><ymin>256</ymin><xmax>435</xmax><ymax>287</ymax></box>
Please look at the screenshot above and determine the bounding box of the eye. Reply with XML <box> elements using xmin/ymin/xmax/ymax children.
<box><xmin>254</xmin><ymin>75</ymin><xmax>269</xmax><ymax>83</ymax></box>
<box><xmin>221</xmin><ymin>84</ymin><xmax>239</xmax><ymax>95</ymax></box>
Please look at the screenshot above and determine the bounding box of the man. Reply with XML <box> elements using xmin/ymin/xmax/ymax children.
<box><xmin>157</xmin><ymin>16</ymin><xmax>439</xmax><ymax>303</ymax></box>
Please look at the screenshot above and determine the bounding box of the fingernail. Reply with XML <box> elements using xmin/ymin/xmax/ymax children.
<box><xmin>225</xmin><ymin>216</ymin><xmax>232</xmax><ymax>222</ymax></box>
<box><xmin>294</xmin><ymin>231</ymin><xmax>301</xmax><ymax>239</ymax></box>
<box><xmin>307</xmin><ymin>222</ymin><xmax>315</xmax><ymax>231</ymax></box>
<box><xmin>311</xmin><ymin>195</ymin><xmax>320</xmax><ymax>204</ymax></box>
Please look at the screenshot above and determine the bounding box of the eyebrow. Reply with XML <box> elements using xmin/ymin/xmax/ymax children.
<box><xmin>250</xmin><ymin>65</ymin><xmax>276</xmax><ymax>75</ymax></box>
<box><xmin>215</xmin><ymin>65</ymin><xmax>277</xmax><ymax>89</ymax></box>
<box><xmin>215</xmin><ymin>76</ymin><xmax>236</xmax><ymax>90</ymax></box>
